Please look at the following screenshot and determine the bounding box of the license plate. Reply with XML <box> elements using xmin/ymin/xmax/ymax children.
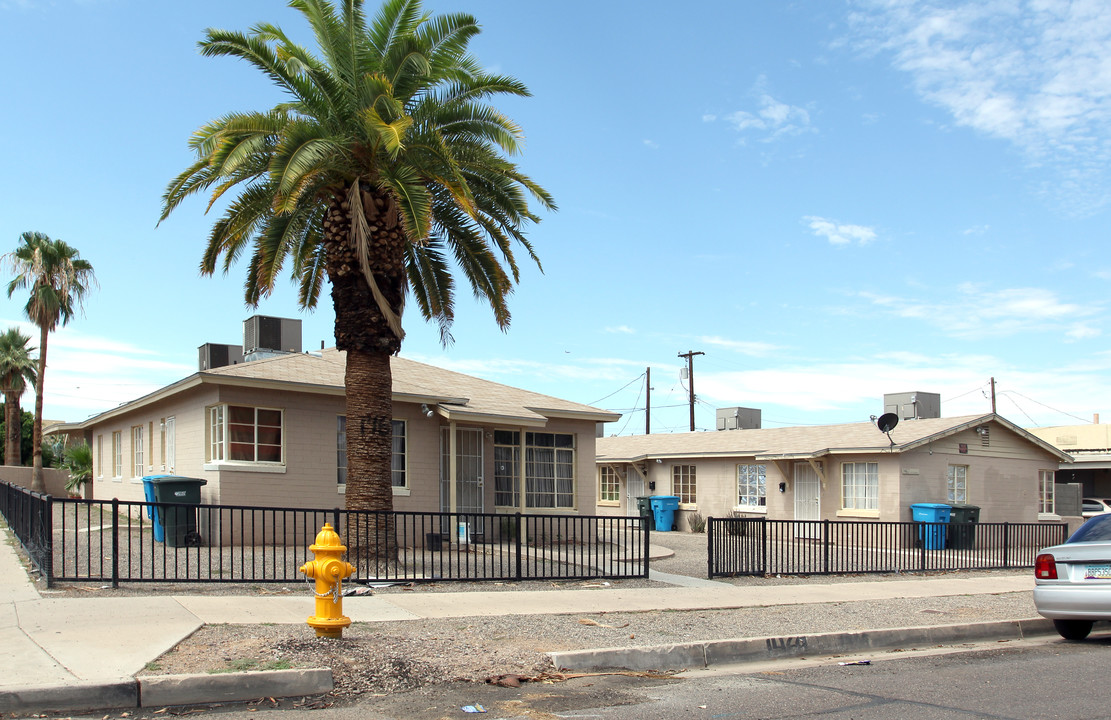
<box><xmin>1085</xmin><ymin>564</ymin><xmax>1111</xmax><ymax>579</ymax></box>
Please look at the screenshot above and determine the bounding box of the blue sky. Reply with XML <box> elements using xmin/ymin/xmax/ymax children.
<box><xmin>2</xmin><ymin>0</ymin><xmax>1110</xmax><ymax>434</ymax></box>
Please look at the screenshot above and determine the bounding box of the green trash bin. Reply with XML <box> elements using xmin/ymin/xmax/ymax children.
<box><xmin>148</xmin><ymin>476</ymin><xmax>207</xmax><ymax>547</ymax></box>
<box><xmin>636</xmin><ymin>496</ymin><xmax>655</xmax><ymax>531</ymax></box>
<box><xmin>948</xmin><ymin>504</ymin><xmax>980</xmax><ymax>549</ymax></box>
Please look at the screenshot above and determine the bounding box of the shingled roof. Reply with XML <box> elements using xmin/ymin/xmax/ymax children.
<box><xmin>597</xmin><ymin>413</ymin><xmax>1071</xmax><ymax>463</ymax></box>
<box><xmin>62</xmin><ymin>349</ymin><xmax>618</xmax><ymax>429</ymax></box>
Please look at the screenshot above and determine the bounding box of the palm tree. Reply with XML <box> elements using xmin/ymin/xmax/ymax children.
<box><xmin>160</xmin><ymin>0</ymin><xmax>553</xmax><ymax>519</ymax></box>
<box><xmin>5</xmin><ymin>232</ymin><xmax>96</xmax><ymax>492</ymax></box>
<box><xmin>0</xmin><ymin>327</ymin><xmax>36</xmax><ymax>466</ymax></box>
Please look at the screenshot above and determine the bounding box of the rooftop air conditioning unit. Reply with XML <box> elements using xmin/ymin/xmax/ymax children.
<box><xmin>243</xmin><ymin>315</ymin><xmax>302</xmax><ymax>355</ymax></box>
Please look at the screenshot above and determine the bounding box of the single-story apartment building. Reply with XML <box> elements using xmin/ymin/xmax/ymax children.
<box><xmin>53</xmin><ymin>348</ymin><xmax>619</xmax><ymax>516</ymax></box>
<box><xmin>595</xmin><ymin>413</ymin><xmax>1073</xmax><ymax>530</ymax></box>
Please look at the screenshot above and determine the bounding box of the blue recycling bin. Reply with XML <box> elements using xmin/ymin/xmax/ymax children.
<box><xmin>911</xmin><ymin>503</ymin><xmax>951</xmax><ymax>550</ymax></box>
<box><xmin>650</xmin><ymin>495</ymin><xmax>680</xmax><ymax>532</ymax></box>
<box><xmin>141</xmin><ymin>474</ymin><xmax>166</xmax><ymax>543</ymax></box>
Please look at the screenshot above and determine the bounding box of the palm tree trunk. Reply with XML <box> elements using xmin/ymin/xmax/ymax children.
<box><xmin>4</xmin><ymin>392</ymin><xmax>20</xmax><ymax>466</ymax></box>
<box><xmin>324</xmin><ymin>182</ymin><xmax>407</xmax><ymax>567</ymax></box>
<box><xmin>30</xmin><ymin>325</ymin><xmax>47</xmax><ymax>492</ymax></box>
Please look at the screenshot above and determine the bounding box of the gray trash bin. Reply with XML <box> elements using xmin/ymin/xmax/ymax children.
<box><xmin>148</xmin><ymin>476</ymin><xmax>207</xmax><ymax>547</ymax></box>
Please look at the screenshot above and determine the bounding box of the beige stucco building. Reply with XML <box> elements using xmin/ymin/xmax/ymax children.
<box><xmin>54</xmin><ymin>349</ymin><xmax>618</xmax><ymax>516</ymax></box>
<box><xmin>595</xmin><ymin>414</ymin><xmax>1071</xmax><ymax>530</ymax></box>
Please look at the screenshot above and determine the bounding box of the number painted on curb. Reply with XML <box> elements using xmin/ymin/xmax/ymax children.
<box><xmin>766</xmin><ymin>636</ymin><xmax>808</xmax><ymax>651</ymax></box>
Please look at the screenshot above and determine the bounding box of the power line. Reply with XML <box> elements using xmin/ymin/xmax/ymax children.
<box><xmin>999</xmin><ymin>389</ymin><xmax>1092</xmax><ymax>425</ymax></box>
<box><xmin>589</xmin><ymin>372</ymin><xmax>645</xmax><ymax>406</ymax></box>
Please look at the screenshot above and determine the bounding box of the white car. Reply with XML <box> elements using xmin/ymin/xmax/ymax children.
<box><xmin>1034</xmin><ymin>513</ymin><xmax>1111</xmax><ymax>640</ymax></box>
<box><xmin>1082</xmin><ymin>498</ymin><xmax>1111</xmax><ymax>518</ymax></box>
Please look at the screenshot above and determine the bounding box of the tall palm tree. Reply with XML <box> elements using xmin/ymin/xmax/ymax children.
<box><xmin>5</xmin><ymin>232</ymin><xmax>96</xmax><ymax>492</ymax></box>
<box><xmin>0</xmin><ymin>327</ymin><xmax>36</xmax><ymax>467</ymax></box>
<box><xmin>161</xmin><ymin>0</ymin><xmax>553</xmax><ymax>518</ymax></box>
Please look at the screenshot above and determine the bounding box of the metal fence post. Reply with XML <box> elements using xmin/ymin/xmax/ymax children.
<box><xmin>760</xmin><ymin>517</ymin><xmax>768</xmax><ymax>576</ymax></box>
<box><xmin>111</xmin><ymin>498</ymin><xmax>120</xmax><ymax>589</ymax></box>
<box><xmin>822</xmin><ymin>519</ymin><xmax>830</xmax><ymax>575</ymax></box>
<box><xmin>514</xmin><ymin>512</ymin><xmax>523</xmax><ymax>581</ymax></box>
<box><xmin>1002</xmin><ymin>522</ymin><xmax>1010</xmax><ymax>568</ymax></box>
<box><xmin>706</xmin><ymin>516</ymin><xmax>715</xmax><ymax>579</ymax></box>
<box><xmin>43</xmin><ymin>494</ymin><xmax>54</xmax><ymax>589</ymax></box>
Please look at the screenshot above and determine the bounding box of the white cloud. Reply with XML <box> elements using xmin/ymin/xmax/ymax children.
<box><xmin>604</xmin><ymin>325</ymin><xmax>636</xmax><ymax>335</ymax></box>
<box><xmin>851</xmin><ymin>0</ymin><xmax>1111</xmax><ymax>214</ymax></box>
<box><xmin>805</xmin><ymin>216</ymin><xmax>878</xmax><ymax>245</ymax></box>
<box><xmin>723</xmin><ymin>77</ymin><xmax>815</xmax><ymax>142</ymax></box>
<box><xmin>857</xmin><ymin>285</ymin><xmax>1097</xmax><ymax>339</ymax></box>
<box><xmin>643</xmin><ymin>139</ymin><xmax>659</xmax><ymax>150</ymax></box>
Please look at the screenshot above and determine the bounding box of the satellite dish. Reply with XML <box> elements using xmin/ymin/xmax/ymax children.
<box><xmin>876</xmin><ymin>413</ymin><xmax>899</xmax><ymax>434</ymax></box>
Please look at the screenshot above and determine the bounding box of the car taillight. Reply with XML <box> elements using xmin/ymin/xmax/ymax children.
<box><xmin>1035</xmin><ymin>553</ymin><xmax>1058</xmax><ymax>580</ymax></box>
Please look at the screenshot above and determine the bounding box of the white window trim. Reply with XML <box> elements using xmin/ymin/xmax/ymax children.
<box><xmin>206</xmin><ymin>403</ymin><xmax>285</xmax><ymax>466</ymax></box>
<box><xmin>840</xmin><ymin>461</ymin><xmax>879</xmax><ymax>512</ymax></box>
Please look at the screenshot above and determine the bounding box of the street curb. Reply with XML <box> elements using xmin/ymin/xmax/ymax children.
<box><xmin>0</xmin><ymin>680</ymin><xmax>136</xmax><ymax>714</ymax></box>
<box><xmin>0</xmin><ymin>668</ymin><xmax>333</xmax><ymax>715</ymax></box>
<box><xmin>140</xmin><ymin>668</ymin><xmax>333</xmax><ymax>707</ymax></box>
<box><xmin>548</xmin><ymin>618</ymin><xmax>1057</xmax><ymax>672</ymax></box>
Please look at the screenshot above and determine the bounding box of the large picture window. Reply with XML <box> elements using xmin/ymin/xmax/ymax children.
<box><xmin>841</xmin><ymin>462</ymin><xmax>878</xmax><ymax>511</ymax></box>
<box><xmin>737</xmin><ymin>464</ymin><xmax>766</xmax><ymax>508</ymax></box>
<box><xmin>207</xmin><ymin>404</ymin><xmax>283</xmax><ymax>464</ymax></box>
<box><xmin>672</xmin><ymin>465</ymin><xmax>697</xmax><ymax>504</ymax></box>
<box><xmin>336</xmin><ymin>417</ymin><xmax>406</xmax><ymax>487</ymax></box>
<box><xmin>494</xmin><ymin>430</ymin><xmax>575</xmax><ymax>509</ymax></box>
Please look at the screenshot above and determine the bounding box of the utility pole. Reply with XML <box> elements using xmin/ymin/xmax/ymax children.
<box><xmin>645</xmin><ymin>367</ymin><xmax>651</xmax><ymax>435</ymax></box>
<box><xmin>678</xmin><ymin>350</ymin><xmax>704</xmax><ymax>432</ymax></box>
<box><xmin>990</xmin><ymin>377</ymin><xmax>997</xmax><ymax>414</ymax></box>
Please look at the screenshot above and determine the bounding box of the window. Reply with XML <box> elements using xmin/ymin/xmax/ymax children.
<box><xmin>208</xmin><ymin>405</ymin><xmax>224</xmax><ymax>462</ymax></box>
<box><xmin>112</xmin><ymin>431</ymin><xmax>122</xmax><ymax>478</ymax></box>
<box><xmin>841</xmin><ymin>462</ymin><xmax>878</xmax><ymax>511</ymax></box>
<box><xmin>335</xmin><ymin>417</ymin><xmax>405</xmax><ymax>487</ymax></box>
<box><xmin>494</xmin><ymin>430</ymin><xmax>575</xmax><ymax>509</ymax></box>
<box><xmin>391</xmin><ymin>419</ymin><xmax>406</xmax><ymax>487</ymax></box>
<box><xmin>1039</xmin><ymin>470</ymin><xmax>1055</xmax><ymax>515</ymax></box>
<box><xmin>599</xmin><ymin>466</ymin><xmax>620</xmax><ymax>503</ymax></box>
<box><xmin>337</xmin><ymin>416</ymin><xmax>347</xmax><ymax>485</ymax></box>
<box><xmin>947</xmin><ymin>465</ymin><xmax>968</xmax><ymax>504</ymax></box>
<box><xmin>737</xmin><ymin>464</ymin><xmax>766</xmax><ymax>508</ymax></box>
<box><xmin>207</xmin><ymin>404</ymin><xmax>282</xmax><ymax>463</ymax></box>
<box><xmin>494</xmin><ymin>430</ymin><xmax>520</xmax><ymax>507</ymax></box>
<box><xmin>131</xmin><ymin>426</ymin><xmax>144</xmax><ymax>477</ymax></box>
<box><xmin>672</xmin><ymin>465</ymin><xmax>696</xmax><ymax>505</ymax></box>
<box><xmin>164</xmin><ymin>416</ymin><xmax>176</xmax><ymax>472</ymax></box>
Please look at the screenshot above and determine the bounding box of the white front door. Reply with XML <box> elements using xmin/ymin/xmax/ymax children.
<box><xmin>794</xmin><ymin>463</ymin><xmax>821</xmax><ymax>538</ymax></box>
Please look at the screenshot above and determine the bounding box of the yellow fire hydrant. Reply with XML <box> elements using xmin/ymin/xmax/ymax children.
<box><xmin>299</xmin><ymin>523</ymin><xmax>357</xmax><ymax>638</ymax></box>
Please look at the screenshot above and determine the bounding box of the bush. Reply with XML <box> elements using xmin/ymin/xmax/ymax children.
<box><xmin>688</xmin><ymin>511</ymin><xmax>706</xmax><ymax>533</ymax></box>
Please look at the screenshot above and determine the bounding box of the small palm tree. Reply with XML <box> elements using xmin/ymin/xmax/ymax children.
<box><xmin>61</xmin><ymin>441</ymin><xmax>94</xmax><ymax>496</ymax></box>
<box><xmin>0</xmin><ymin>327</ymin><xmax>36</xmax><ymax>466</ymax></box>
<box><xmin>161</xmin><ymin>0</ymin><xmax>553</xmax><ymax>519</ymax></box>
<box><xmin>5</xmin><ymin>232</ymin><xmax>96</xmax><ymax>492</ymax></box>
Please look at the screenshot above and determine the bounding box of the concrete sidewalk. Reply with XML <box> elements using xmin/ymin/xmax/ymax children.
<box><xmin>0</xmin><ymin>526</ymin><xmax>1047</xmax><ymax>715</ymax></box>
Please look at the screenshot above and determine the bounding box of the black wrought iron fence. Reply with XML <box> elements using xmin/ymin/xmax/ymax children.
<box><xmin>707</xmin><ymin>516</ymin><xmax>1069</xmax><ymax>577</ymax></box>
<box><xmin>0</xmin><ymin>480</ymin><xmax>51</xmax><ymax>578</ymax></box>
<box><xmin>0</xmin><ymin>482</ymin><xmax>649</xmax><ymax>586</ymax></box>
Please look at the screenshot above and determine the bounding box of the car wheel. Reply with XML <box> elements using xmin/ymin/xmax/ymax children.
<box><xmin>1053</xmin><ymin>619</ymin><xmax>1094</xmax><ymax>641</ymax></box>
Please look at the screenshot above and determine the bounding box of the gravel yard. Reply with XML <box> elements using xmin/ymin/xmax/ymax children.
<box><xmin>113</xmin><ymin>530</ymin><xmax>1041</xmax><ymax>706</ymax></box>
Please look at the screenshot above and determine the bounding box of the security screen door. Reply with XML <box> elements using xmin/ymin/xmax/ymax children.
<box><xmin>794</xmin><ymin>462</ymin><xmax>821</xmax><ymax>539</ymax></box>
